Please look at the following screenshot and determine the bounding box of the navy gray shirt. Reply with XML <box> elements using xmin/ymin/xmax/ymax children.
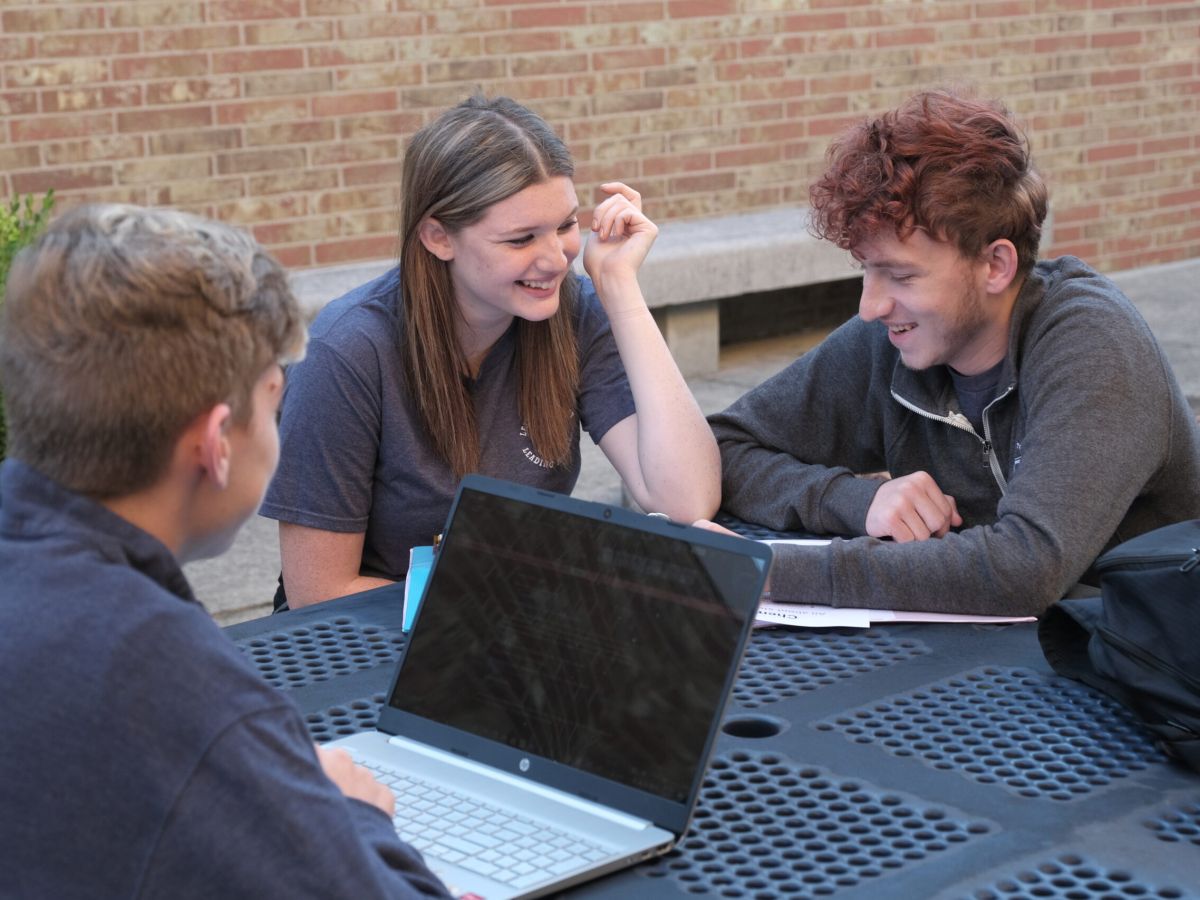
<box><xmin>261</xmin><ymin>268</ymin><xmax>636</xmax><ymax>581</ymax></box>
<box><xmin>0</xmin><ymin>459</ymin><xmax>450</xmax><ymax>900</ymax></box>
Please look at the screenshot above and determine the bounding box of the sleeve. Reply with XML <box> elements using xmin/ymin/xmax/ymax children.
<box><xmin>139</xmin><ymin>708</ymin><xmax>452</xmax><ymax>900</ymax></box>
<box><xmin>766</xmin><ymin>281</ymin><xmax>1182</xmax><ymax>616</ymax></box>
<box><xmin>573</xmin><ymin>279</ymin><xmax>636</xmax><ymax>445</ymax></box>
<box><xmin>260</xmin><ymin>336</ymin><xmax>383</xmax><ymax>533</ymax></box>
<box><xmin>708</xmin><ymin>318</ymin><xmax>888</xmax><ymax>535</ymax></box>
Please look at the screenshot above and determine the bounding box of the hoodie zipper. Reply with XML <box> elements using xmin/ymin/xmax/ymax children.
<box><xmin>890</xmin><ymin>383</ymin><xmax>1015</xmax><ymax>495</ymax></box>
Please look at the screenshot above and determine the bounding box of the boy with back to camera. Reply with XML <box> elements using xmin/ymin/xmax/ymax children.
<box><xmin>706</xmin><ymin>89</ymin><xmax>1200</xmax><ymax>616</ymax></box>
<box><xmin>0</xmin><ymin>205</ymin><xmax>451</xmax><ymax>898</ymax></box>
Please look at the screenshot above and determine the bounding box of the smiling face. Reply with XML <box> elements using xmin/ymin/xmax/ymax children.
<box><xmin>431</xmin><ymin>176</ymin><xmax>581</xmax><ymax>339</ymax></box>
<box><xmin>854</xmin><ymin>229</ymin><xmax>1010</xmax><ymax>376</ymax></box>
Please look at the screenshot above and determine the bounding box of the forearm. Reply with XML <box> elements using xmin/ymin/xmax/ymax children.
<box><xmin>600</xmin><ymin>276</ymin><xmax>720</xmax><ymax>521</ymax></box>
<box><xmin>287</xmin><ymin>573</ymin><xmax>395</xmax><ymax>609</ymax></box>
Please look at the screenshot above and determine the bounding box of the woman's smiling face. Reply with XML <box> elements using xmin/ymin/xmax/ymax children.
<box><xmin>436</xmin><ymin>176</ymin><xmax>581</xmax><ymax>334</ymax></box>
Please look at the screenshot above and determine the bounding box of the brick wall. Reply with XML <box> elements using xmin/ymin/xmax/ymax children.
<box><xmin>1</xmin><ymin>0</ymin><xmax>1197</xmax><ymax>273</ymax></box>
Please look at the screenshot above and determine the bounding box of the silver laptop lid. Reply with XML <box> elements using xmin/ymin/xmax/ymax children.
<box><xmin>375</xmin><ymin>475</ymin><xmax>771</xmax><ymax>835</ymax></box>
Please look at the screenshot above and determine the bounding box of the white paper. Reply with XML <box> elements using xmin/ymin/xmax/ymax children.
<box><xmin>754</xmin><ymin>601</ymin><xmax>1035</xmax><ymax>629</ymax></box>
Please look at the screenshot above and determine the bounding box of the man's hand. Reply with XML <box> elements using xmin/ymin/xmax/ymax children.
<box><xmin>315</xmin><ymin>745</ymin><xmax>396</xmax><ymax>818</ymax></box>
<box><xmin>864</xmin><ymin>471</ymin><xmax>963</xmax><ymax>542</ymax></box>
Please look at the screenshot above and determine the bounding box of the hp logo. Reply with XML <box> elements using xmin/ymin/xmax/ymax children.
<box><xmin>519</xmin><ymin>758</ymin><xmax>530</xmax><ymax>772</ymax></box>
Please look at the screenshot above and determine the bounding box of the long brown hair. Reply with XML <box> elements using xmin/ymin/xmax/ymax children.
<box><xmin>399</xmin><ymin>95</ymin><xmax>579</xmax><ymax>479</ymax></box>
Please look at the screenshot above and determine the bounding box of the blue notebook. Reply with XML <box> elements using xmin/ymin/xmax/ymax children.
<box><xmin>402</xmin><ymin>545</ymin><xmax>434</xmax><ymax>632</ymax></box>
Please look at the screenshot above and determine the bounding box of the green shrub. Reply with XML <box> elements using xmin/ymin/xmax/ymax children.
<box><xmin>0</xmin><ymin>190</ymin><xmax>56</xmax><ymax>460</ymax></box>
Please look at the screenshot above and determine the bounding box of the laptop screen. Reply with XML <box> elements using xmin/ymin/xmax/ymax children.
<box><xmin>385</xmin><ymin>481</ymin><xmax>764</xmax><ymax>805</ymax></box>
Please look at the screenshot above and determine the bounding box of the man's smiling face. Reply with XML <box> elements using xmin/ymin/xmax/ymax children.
<box><xmin>854</xmin><ymin>229</ymin><xmax>1006</xmax><ymax>376</ymax></box>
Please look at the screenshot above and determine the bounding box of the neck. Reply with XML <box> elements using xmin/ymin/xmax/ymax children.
<box><xmin>101</xmin><ymin>485</ymin><xmax>188</xmax><ymax>560</ymax></box>
<box><xmin>458</xmin><ymin>316</ymin><xmax>513</xmax><ymax>377</ymax></box>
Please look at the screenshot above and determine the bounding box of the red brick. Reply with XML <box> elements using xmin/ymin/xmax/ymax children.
<box><xmin>0</xmin><ymin>90</ymin><xmax>38</xmax><ymax>116</ymax></box>
<box><xmin>1091</xmin><ymin>68</ymin><xmax>1142</xmax><ymax>87</ymax></box>
<box><xmin>1157</xmin><ymin>188</ymin><xmax>1200</xmax><ymax>208</ymax></box>
<box><xmin>513</xmin><ymin>6</ymin><xmax>587</xmax><ymax>27</ymax></box>
<box><xmin>6</xmin><ymin>59</ymin><xmax>109</xmax><ymax>87</ymax></box>
<box><xmin>113</xmin><ymin>54</ymin><xmax>210</xmax><ymax>81</ymax></box>
<box><xmin>12</xmin><ymin>166</ymin><xmax>113</xmax><ymax>194</ymax></box>
<box><xmin>10</xmin><ymin>113</ymin><xmax>112</xmax><ymax>142</ymax></box>
<box><xmin>1143</xmin><ymin>136</ymin><xmax>1191</xmax><ymax>155</ymax></box>
<box><xmin>874</xmin><ymin>27</ymin><xmax>938</xmax><ymax>48</ymax></box>
<box><xmin>245</xmin><ymin>71</ymin><xmax>333</xmax><ymax>98</ymax></box>
<box><xmin>210</xmin><ymin>0</ymin><xmax>302</xmax><ymax>20</ymax></box>
<box><xmin>315</xmin><ymin>234</ymin><xmax>399</xmax><ymax>265</ymax></box>
<box><xmin>217</xmin><ymin>98</ymin><xmax>309</xmax><ymax>125</ymax></box>
<box><xmin>668</xmin><ymin>0</ymin><xmax>736</xmax><ymax>18</ymax></box>
<box><xmin>43</xmin><ymin>135</ymin><xmax>145</xmax><ymax>165</ymax></box>
<box><xmin>310</xmin><ymin>139</ymin><xmax>400</xmax><ymax>166</ymax></box>
<box><xmin>250</xmin><ymin>170</ymin><xmax>340</xmax><ymax>195</ymax></box>
<box><xmin>589</xmin><ymin>3</ymin><xmax>664</xmax><ymax>23</ymax></box>
<box><xmin>484</xmin><ymin>31</ymin><xmax>563</xmax><ymax>54</ymax></box>
<box><xmin>246</xmin><ymin>20</ymin><xmax>334</xmax><ymax>45</ymax></box>
<box><xmin>716</xmin><ymin>145</ymin><xmax>782</xmax><ymax>167</ymax></box>
<box><xmin>0</xmin><ymin>145</ymin><xmax>42</xmax><ymax>170</ymax></box>
<box><xmin>110</xmin><ymin>3</ymin><xmax>206</xmax><ymax>27</ymax></box>
<box><xmin>217</xmin><ymin>148</ymin><xmax>307</xmax><ymax>176</ymax></box>
<box><xmin>143</xmin><ymin>26</ymin><xmax>240</xmax><ymax>52</ymax></box>
<box><xmin>39</xmin><ymin>32</ymin><xmax>140</xmax><ymax>58</ymax></box>
<box><xmin>271</xmin><ymin>245</ymin><xmax>314</xmax><ymax>268</ymax></box>
<box><xmin>593</xmin><ymin>47</ymin><xmax>667</xmax><ymax>71</ymax></box>
<box><xmin>338</xmin><ymin>13</ymin><xmax>423</xmax><ymax>39</ymax></box>
<box><xmin>312</xmin><ymin>91</ymin><xmax>397</xmax><ymax>117</ymax></box>
<box><xmin>149</xmin><ymin>130</ymin><xmax>241</xmax><ymax>155</ymax></box>
<box><xmin>343</xmin><ymin>162</ymin><xmax>402</xmax><ymax>187</ymax></box>
<box><xmin>244</xmin><ymin>121</ymin><xmax>336</xmax><ymax>147</ymax></box>
<box><xmin>1092</xmin><ymin>30</ymin><xmax>1144</xmax><ymax>48</ymax></box>
<box><xmin>3</xmin><ymin>8</ymin><xmax>106</xmax><ymax>31</ymax></box>
<box><xmin>118</xmin><ymin>106</ymin><xmax>213</xmax><ymax>133</ymax></box>
<box><xmin>1087</xmin><ymin>143</ymin><xmax>1139</xmax><ymax>163</ymax></box>
<box><xmin>213</xmin><ymin>48</ymin><xmax>305</xmax><ymax>75</ymax></box>
<box><xmin>144</xmin><ymin>78</ymin><xmax>240</xmax><ymax>106</ymax></box>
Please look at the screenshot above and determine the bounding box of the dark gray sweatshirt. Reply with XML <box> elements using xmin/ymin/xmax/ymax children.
<box><xmin>710</xmin><ymin>256</ymin><xmax>1200</xmax><ymax>616</ymax></box>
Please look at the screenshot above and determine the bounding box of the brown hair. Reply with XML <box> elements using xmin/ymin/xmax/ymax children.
<box><xmin>809</xmin><ymin>88</ymin><xmax>1048</xmax><ymax>274</ymax></box>
<box><xmin>0</xmin><ymin>204</ymin><xmax>306</xmax><ymax>498</ymax></box>
<box><xmin>399</xmin><ymin>94</ymin><xmax>579</xmax><ymax>479</ymax></box>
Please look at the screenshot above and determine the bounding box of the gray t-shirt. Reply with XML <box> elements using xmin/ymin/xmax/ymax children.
<box><xmin>261</xmin><ymin>267</ymin><xmax>635</xmax><ymax>582</ymax></box>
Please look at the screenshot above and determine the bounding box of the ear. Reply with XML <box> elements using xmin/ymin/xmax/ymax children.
<box><xmin>197</xmin><ymin>403</ymin><xmax>234</xmax><ymax>490</ymax></box>
<box><xmin>417</xmin><ymin>217</ymin><xmax>455</xmax><ymax>262</ymax></box>
<box><xmin>983</xmin><ymin>239</ymin><xmax>1020</xmax><ymax>295</ymax></box>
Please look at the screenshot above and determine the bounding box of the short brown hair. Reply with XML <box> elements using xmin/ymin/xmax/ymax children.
<box><xmin>809</xmin><ymin>89</ymin><xmax>1048</xmax><ymax>274</ymax></box>
<box><xmin>1</xmin><ymin>204</ymin><xmax>306</xmax><ymax>498</ymax></box>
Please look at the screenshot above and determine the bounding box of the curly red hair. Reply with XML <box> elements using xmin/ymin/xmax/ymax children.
<box><xmin>809</xmin><ymin>89</ymin><xmax>1048</xmax><ymax>273</ymax></box>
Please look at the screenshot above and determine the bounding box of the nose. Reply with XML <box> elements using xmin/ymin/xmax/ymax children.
<box><xmin>537</xmin><ymin>233</ymin><xmax>573</xmax><ymax>272</ymax></box>
<box><xmin>858</xmin><ymin>272</ymin><xmax>892</xmax><ymax>323</ymax></box>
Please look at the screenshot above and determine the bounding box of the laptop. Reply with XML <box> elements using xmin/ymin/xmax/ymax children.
<box><xmin>328</xmin><ymin>474</ymin><xmax>772</xmax><ymax>899</ymax></box>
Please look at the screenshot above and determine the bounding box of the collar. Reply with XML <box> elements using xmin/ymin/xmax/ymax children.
<box><xmin>0</xmin><ymin>458</ymin><xmax>197</xmax><ymax>604</ymax></box>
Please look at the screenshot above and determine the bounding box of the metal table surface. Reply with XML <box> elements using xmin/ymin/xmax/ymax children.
<box><xmin>224</xmin><ymin>583</ymin><xmax>1200</xmax><ymax>900</ymax></box>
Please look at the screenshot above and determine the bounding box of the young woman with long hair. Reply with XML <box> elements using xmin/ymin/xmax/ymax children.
<box><xmin>262</xmin><ymin>95</ymin><xmax>720</xmax><ymax>607</ymax></box>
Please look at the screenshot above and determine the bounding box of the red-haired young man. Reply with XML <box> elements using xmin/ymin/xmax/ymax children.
<box><xmin>707</xmin><ymin>89</ymin><xmax>1200</xmax><ymax>616</ymax></box>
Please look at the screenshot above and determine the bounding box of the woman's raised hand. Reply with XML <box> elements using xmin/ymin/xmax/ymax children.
<box><xmin>582</xmin><ymin>182</ymin><xmax>657</xmax><ymax>299</ymax></box>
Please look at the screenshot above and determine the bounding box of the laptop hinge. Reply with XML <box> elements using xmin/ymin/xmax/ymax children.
<box><xmin>387</xmin><ymin>734</ymin><xmax>655</xmax><ymax>832</ymax></box>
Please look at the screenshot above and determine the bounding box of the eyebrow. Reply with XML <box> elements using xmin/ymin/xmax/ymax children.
<box><xmin>495</xmin><ymin>207</ymin><xmax>580</xmax><ymax>237</ymax></box>
<box><xmin>863</xmin><ymin>257</ymin><xmax>925</xmax><ymax>272</ymax></box>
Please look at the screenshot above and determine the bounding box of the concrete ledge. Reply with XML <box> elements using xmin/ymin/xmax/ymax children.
<box><xmin>288</xmin><ymin>208</ymin><xmax>860</xmax><ymax>375</ymax></box>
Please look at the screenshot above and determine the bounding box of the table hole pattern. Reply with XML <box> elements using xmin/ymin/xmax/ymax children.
<box><xmin>963</xmin><ymin>853</ymin><xmax>1193</xmax><ymax>899</ymax></box>
<box><xmin>733</xmin><ymin>631</ymin><xmax>929</xmax><ymax>709</ymax></box>
<box><xmin>305</xmin><ymin>694</ymin><xmax>387</xmax><ymax>744</ymax></box>
<box><xmin>1145</xmin><ymin>798</ymin><xmax>1200</xmax><ymax>847</ymax></box>
<box><xmin>640</xmin><ymin>749</ymin><xmax>990</xmax><ymax>897</ymax></box>
<box><xmin>236</xmin><ymin>617</ymin><xmax>407</xmax><ymax>689</ymax></box>
<box><xmin>816</xmin><ymin>667</ymin><xmax>1165</xmax><ymax>801</ymax></box>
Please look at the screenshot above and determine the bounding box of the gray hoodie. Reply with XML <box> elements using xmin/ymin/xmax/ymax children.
<box><xmin>710</xmin><ymin>256</ymin><xmax>1200</xmax><ymax>616</ymax></box>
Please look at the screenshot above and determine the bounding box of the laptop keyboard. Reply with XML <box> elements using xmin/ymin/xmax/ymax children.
<box><xmin>358</xmin><ymin>758</ymin><xmax>613</xmax><ymax>890</ymax></box>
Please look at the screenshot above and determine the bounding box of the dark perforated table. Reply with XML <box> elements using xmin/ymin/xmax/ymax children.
<box><xmin>224</xmin><ymin>582</ymin><xmax>1200</xmax><ymax>899</ymax></box>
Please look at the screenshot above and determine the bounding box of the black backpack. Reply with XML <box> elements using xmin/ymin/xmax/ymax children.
<box><xmin>1038</xmin><ymin>519</ymin><xmax>1200</xmax><ymax>773</ymax></box>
